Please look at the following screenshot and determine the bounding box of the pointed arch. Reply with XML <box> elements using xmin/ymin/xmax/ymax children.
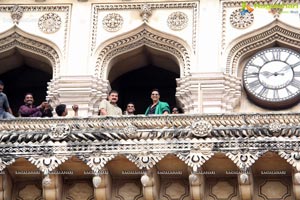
<box><xmin>94</xmin><ymin>23</ymin><xmax>192</xmax><ymax>79</ymax></box>
<box><xmin>225</xmin><ymin>20</ymin><xmax>300</xmax><ymax>76</ymax></box>
<box><xmin>0</xmin><ymin>26</ymin><xmax>62</xmax><ymax>78</ymax></box>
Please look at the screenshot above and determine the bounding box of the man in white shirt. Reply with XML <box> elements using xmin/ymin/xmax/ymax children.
<box><xmin>99</xmin><ymin>90</ymin><xmax>122</xmax><ymax>115</ymax></box>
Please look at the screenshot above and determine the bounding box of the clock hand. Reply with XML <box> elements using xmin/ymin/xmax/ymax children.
<box><xmin>278</xmin><ymin>65</ymin><xmax>290</xmax><ymax>73</ymax></box>
<box><xmin>260</xmin><ymin>71</ymin><xmax>274</xmax><ymax>78</ymax></box>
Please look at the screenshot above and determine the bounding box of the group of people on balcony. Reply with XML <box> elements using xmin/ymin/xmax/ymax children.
<box><xmin>0</xmin><ymin>80</ymin><xmax>180</xmax><ymax>119</ymax></box>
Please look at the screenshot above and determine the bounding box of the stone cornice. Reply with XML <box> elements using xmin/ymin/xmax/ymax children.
<box><xmin>0</xmin><ymin>113</ymin><xmax>299</xmax><ymax>172</ymax></box>
<box><xmin>0</xmin><ymin>113</ymin><xmax>299</xmax><ymax>142</ymax></box>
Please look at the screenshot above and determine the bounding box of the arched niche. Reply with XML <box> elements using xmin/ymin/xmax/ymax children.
<box><xmin>0</xmin><ymin>26</ymin><xmax>62</xmax><ymax>115</ymax></box>
<box><xmin>109</xmin><ymin>46</ymin><xmax>180</xmax><ymax>114</ymax></box>
<box><xmin>93</xmin><ymin>24</ymin><xmax>191</xmax><ymax>113</ymax></box>
<box><xmin>94</xmin><ymin>24</ymin><xmax>191</xmax><ymax>79</ymax></box>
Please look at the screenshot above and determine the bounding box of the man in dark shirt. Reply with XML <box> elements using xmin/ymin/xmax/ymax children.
<box><xmin>0</xmin><ymin>81</ymin><xmax>14</xmax><ymax>119</ymax></box>
<box><xmin>18</xmin><ymin>93</ymin><xmax>48</xmax><ymax>117</ymax></box>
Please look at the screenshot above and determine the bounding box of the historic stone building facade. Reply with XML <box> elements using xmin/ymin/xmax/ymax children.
<box><xmin>0</xmin><ymin>0</ymin><xmax>299</xmax><ymax>199</ymax></box>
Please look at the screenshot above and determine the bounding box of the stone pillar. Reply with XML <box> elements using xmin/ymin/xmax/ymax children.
<box><xmin>141</xmin><ymin>168</ymin><xmax>160</xmax><ymax>200</ymax></box>
<box><xmin>189</xmin><ymin>172</ymin><xmax>205</xmax><ymax>200</ymax></box>
<box><xmin>238</xmin><ymin>171</ymin><xmax>253</xmax><ymax>200</ymax></box>
<box><xmin>176</xmin><ymin>72</ymin><xmax>241</xmax><ymax>113</ymax></box>
<box><xmin>42</xmin><ymin>174</ymin><xmax>62</xmax><ymax>200</ymax></box>
<box><xmin>94</xmin><ymin>170</ymin><xmax>112</xmax><ymax>200</ymax></box>
<box><xmin>0</xmin><ymin>172</ymin><xmax>12</xmax><ymax>200</ymax></box>
<box><xmin>293</xmin><ymin>171</ymin><xmax>300</xmax><ymax>199</ymax></box>
<box><xmin>47</xmin><ymin>76</ymin><xmax>109</xmax><ymax>116</ymax></box>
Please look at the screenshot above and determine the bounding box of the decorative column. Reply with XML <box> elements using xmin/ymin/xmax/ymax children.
<box><xmin>93</xmin><ymin>169</ymin><xmax>112</xmax><ymax>200</ymax></box>
<box><xmin>189</xmin><ymin>170</ymin><xmax>205</xmax><ymax>200</ymax></box>
<box><xmin>141</xmin><ymin>168</ymin><xmax>160</xmax><ymax>200</ymax></box>
<box><xmin>0</xmin><ymin>172</ymin><xmax>12</xmax><ymax>200</ymax></box>
<box><xmin>42</xmin><ymin>174</ymin><xmax>63</xmax><ymax>200</ymax></box>
<box><xmin>293</xmin><ymin>170</ymin><xmax>300</xmax><ymax>199</ymax></box>
<box><xmin>176</xmin><ymin>72</ymin><xmax>241</xmax><ymax>113</ymax></box>
<box><xmin>47</xmin><ymin>76</ymin><xmax>110</xmax><ymax>116</ymax></box>
<box><xmin>238</xmin><ymin>171</ymin><xmax>253</xmax><ymax>200</ymax></box>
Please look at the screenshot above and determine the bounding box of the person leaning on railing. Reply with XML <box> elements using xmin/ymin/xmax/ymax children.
<box><xmin>18</xmin><ymin>93</ymin><xmax>48</xmax><ymax>117</ymax></box>
<box><xmin>145</xmin><ymin>88</ymin><xmax>170</xmax><ymax>115</ymax></box>
<box><xmin>0</xmin><ymin>80</ymin><xmax>14</xmax><ymax>119</ymax></box>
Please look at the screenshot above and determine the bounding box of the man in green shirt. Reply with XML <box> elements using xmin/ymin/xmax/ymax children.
<box><xmin>145</xmin><ymin>89</ymin><xmax>170</xmax><ymax>115</ymax></box>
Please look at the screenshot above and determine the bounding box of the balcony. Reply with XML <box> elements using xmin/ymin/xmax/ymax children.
<box><xmin>0</xmin><ymin>113</ymin><xmax>298</xmax><ymax>199</ymax></box>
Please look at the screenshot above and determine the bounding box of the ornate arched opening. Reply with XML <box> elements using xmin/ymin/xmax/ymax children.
<box><xmin>0</xmin><ymin>27</ymin><xmax>62</xmax><ymax>115</ymax></box>
<box><xmin>225</xmin><ymin>20</ymin><xmax>300</xmax><ymax>76</ymax></box>
<box><xmin>92</xmin><ymin>24</ymin><xmax>192</xmax><ymax>114</ymax></box>
<box><xmin>109</xmin><ymin>46</ymin><xmax>180</xmax><ymax>114</ymax></box>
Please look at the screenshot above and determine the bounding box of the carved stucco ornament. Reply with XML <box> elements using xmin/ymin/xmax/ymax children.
<box><xmin>42</xmin><ymin>175</ymin><xmax>51</xmax><ymax>187</ymax></box>
<box><xmin>122</xmin><ymin>124</ymin><xmax>138</xmax><ymax>138</ymax></box>
<box><xmin>28</xmin><ymin>155</ymin><xmax>69</xmax><ymax>174</ymax></box>
<box><xmin>167</xmin><ymin>11</ymin><xmax>188</xmax><ymax>31</ymax></box>
<box><xmin>190</xmin><ymin>120</ymin><xmax>212</xmax><ymax>137</ymax></box>
<box><xmin>177</xmin><ymin>151</ymin><xmax>214</xmax><ymax>172</ymax></box>
<box><xmin>279</xmin><ymin>151</ymin><xmax>300</xmax><ymax>171</ymax></box>
<box><xmin>269</xmin><ymin>122</ymin><xmax>283</xmax><ymax>133</ymax></box>
<box><xmin>126</xmin><ymin>151</ymin><xmax>166</xmax><ymax>169</ymax></box>
<box><xmin>226</xmin><ymin>151</ymin><xmax>265</xmax><ymax>170</ymax></box>
<box><xmin>140</xmin><ymin>3</ymin><xmax>152</xmax><ymax>22</ymax></box>
<box><xmin>102</xmin><ymin>13</ymin><xmax>123</xmax><ymax>32</ymax></box>
<box><xmin>11</xmin><ymin>5</ymin><xmax>24</xmax><ymax>24</ymax></box>
<box><xmin>0</xmin><ymin>157</ymin><xmax>15</xmax><ymax>172</ymax></box>
<box><xmin>230</xmin><ymin>9</ymin><xmax>254</xmax><ymax>29</ymax></box>
<box><xmin>38</xmin><ymin>13</ymin><xmax>62</xmax><ymax>33</ymax></box>
<box><xmin>49</xmin><ymin>124</ymin><xmax>71</xmax><ymax>140</ymax></box>
<box><xmin>79</xmin><ymin>154</ymin><xmax>115</xmax><ymax>174</ymax></box>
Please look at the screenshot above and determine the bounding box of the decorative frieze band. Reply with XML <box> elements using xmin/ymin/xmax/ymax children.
<box><xmin>0</xmin><ymin>113</ymin><xmax>298</xmax><ymax>172</ymax></box>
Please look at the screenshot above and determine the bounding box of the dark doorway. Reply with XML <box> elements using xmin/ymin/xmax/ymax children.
<box><xmin>110</xmin><ymin>65</ymin><xmax>179</xmax><ymax>114</ymax></box>
<box><xmin>0</xmin><ymin>49</ymin><xmax>52</xmax><ymax>116</ymax></box>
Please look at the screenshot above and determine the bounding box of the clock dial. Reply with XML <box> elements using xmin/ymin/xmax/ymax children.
<box><xmin>243</xmin><ymin>47</ymin><xmax>300</xmax><ymax>108</ymax></box>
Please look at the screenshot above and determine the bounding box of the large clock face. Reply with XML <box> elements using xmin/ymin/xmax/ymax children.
<box><xmin>243</xmin><ymin>47</ymin><xmax>300</xmax><ymax>107</ymax></box>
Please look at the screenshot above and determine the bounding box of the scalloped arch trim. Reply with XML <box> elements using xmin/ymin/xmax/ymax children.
<box><xmin>95</xmin><ymin>25</ymin><xmax>191</xmax><ymax>79</ymax></box>
<box><xmin>226</xmin><ymin>21</ymin><xmax>300</xmax><ymax>76</ymax></box>
<box><xmin>0</xmin><ymin>27</ymin><xmax>61</xmax><ymax>78</ymax></box>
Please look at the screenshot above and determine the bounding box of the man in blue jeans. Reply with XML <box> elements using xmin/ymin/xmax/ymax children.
<box><xmin>0</xmin><ymin>80</ymin><xmax>14</xmax><ymax>119</ymax></box>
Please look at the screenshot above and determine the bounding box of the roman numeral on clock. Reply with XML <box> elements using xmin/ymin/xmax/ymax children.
<box><xmin>258</xmin><ymin>87</ymin><xmax>268</xmax><ymax>98</ymax></box>
<box><xmin>246</xmin><ymin>72</ymin><xmax>258</xmax><ymax>78</ymax></box>
<box><xmin>273</xmin><ymin>89</ymin><xmax>279</xmax><ymax>99</ymax></box>
<box><xmin>294</xmin><ymin>71</ymin><xmax>300</xmax><ymax>77</ymax></box>
<box><xmin>259</xmin><ymin>54</ymin><xmax>269</xmax><ymax>63</ymax></box>
<box><xmin>272</xmin><ymin>51</ymin><xmax>281</xmax><ymax>60</ymax></box>
<box><xmin>286</xmin><ymin>87</ymin><xmax>293</xmax><ymax>96</ymax></box>
<box><xmin>291</xmin><ymin>61</ymin><xmax>300</xmax><ymax>68</ymax></box>
<box><xmin>248</xmin><ymin>80</ymin><xmax>261</xmax><ymax>91</ymax></box>
<box><xmin>290</xmin><ymin>79</ymin><xmax>300</xmax><ymax>88</ymax></box>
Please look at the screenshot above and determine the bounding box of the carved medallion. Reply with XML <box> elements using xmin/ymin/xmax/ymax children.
<box><xmin>123</xmin><ymin>124</ymin><xmax>138</xmax><ymax>138</ymax></box>
<box><xmin>190</xmin><ymin>120</ymin><xmax>212</xmax><ymax>137</ymax></box>
<box><xmin>38</xmin><ymin>13</ymin><xmax>62</xmax><ymax>33</ymax></box>
<box><xmin>49</xmin><ymin>124</ymin><xmax>71</xmax><ymax>140</ymax></box>
<box><xmin>230</xmin><ymin>9</ymin><xmax>254</xmax><ymax>29</ymax></box>
<box><xmin>102</xmin><ymin>13</ymin><xmax>123</xmax><ymax>32</ymax></box>
<box><xmin>269</xmin><ymin>122</ymin><xmax>283</xmax><ymax>133</ymax></box>
<box><xmin>167</xmin><ymin>11</ymin><xmax>188</xmax><ymax>31</ymax></box>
